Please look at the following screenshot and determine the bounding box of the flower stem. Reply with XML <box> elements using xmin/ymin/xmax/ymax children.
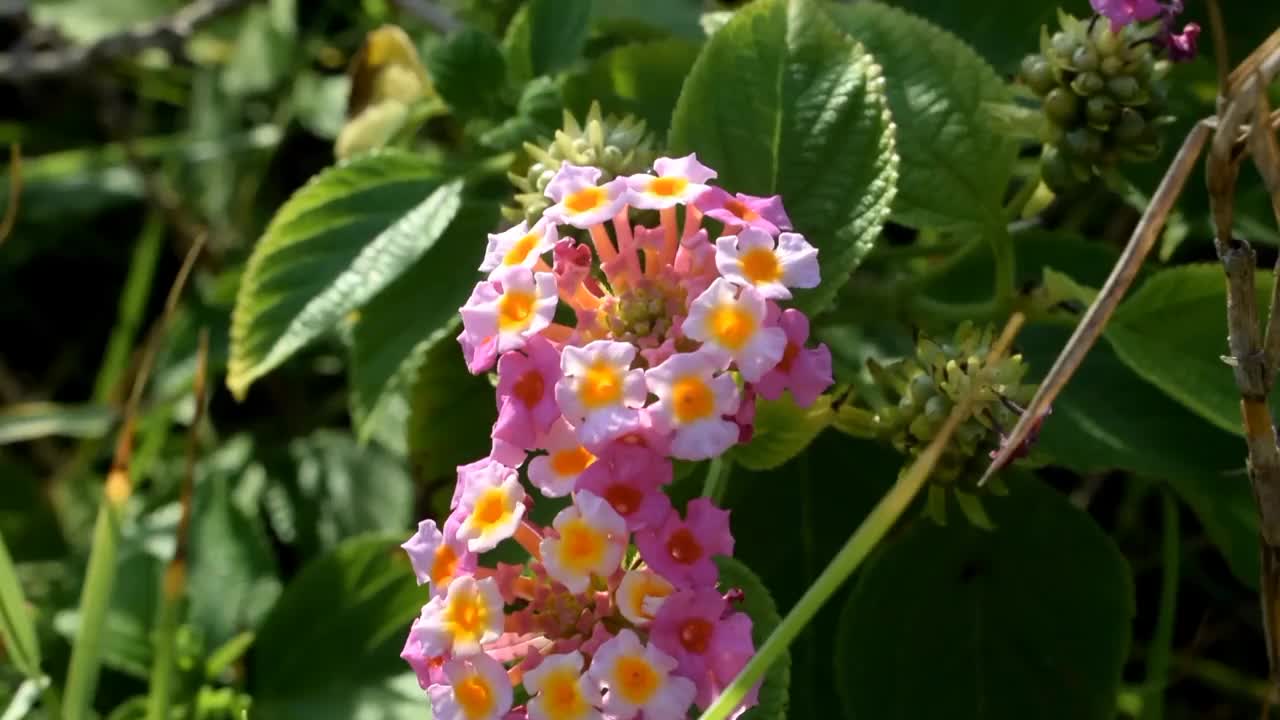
<box><xmin>697</xmin><ymin>313</ymin><xmax>1026</xmax><ymax>720</ymax></box>
<box><xmin>702</xmin><ymin>457</ymin><xmax>732</xmax><ymax>503</ymax></box>
<box><xmin>988</xmin><ymin>221</ymin><xmax>1017</xmax><ymax>314</ymax></box>
<box><xmin>1140</xmin><ymin>492</ymin><xmax>1180</xmax><ymax>720</ymax></box>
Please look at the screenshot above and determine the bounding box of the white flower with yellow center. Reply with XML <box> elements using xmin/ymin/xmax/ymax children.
<box><xmin>587</xmin><ymin>629</ymin><xmax>695</xmax><ymax>720</ymax></box>
<box><xmin>524</xmin><ymin>651</ymin><xmax>603</xmax><ymax>720</ymax></box>
<box><xmin>616</xmin><ymin>568</ymin><xmax>674</xmax><ymax>626</ymax></box>
<box><xmin>460</xmin><ymin>266</ymin><xmax>558</xmax><ymax>354</ymax></box>
<box><xmin>715</xmin><ymin>227</ymin><xmax>819</xmax><ymax>300</ymax></box>
<box><xmin>682</xmin><ymin>278</ymin><xmax>787</xmax><ymax>383</ymax></box>
<box><xmin>528</xmin><ymin>417</ymin><xmax>596</xmax><ymax>498</ymax></box>
<box><xmin>417</xmin><ymin>576</ymin><xmax>505</xmax><ymax>657</ymax></box>
<box><xmin>555</xmin><ymin>340</ymin><xmax>647</xmax><ymax>448</ymax></box>
<box><xmin>625</xmin><ymin>154</ymin><xmax>716</xmax><ymax>210</ymax></box>
<box><xmin>428</xmin><ymin>653</ymin><xmax>513</xmax><ymax>720</ymax></box>
<box><xmin>401</xmin><ymin>519</ymin><xmax>470</xmax><ymax>596</ymax></box>
<box><xmin>544</xmin><ymin>164</ymin><xmax>630</xmax><ymax>229</ymax></box>
<box><xmin>455</xmin><ymin>462</ymin><xmax>526</xmax><ymax>553</ymax></box>
<box><xmin>645</xmin><ymin>351</ymin><xmax>740</xmax><ymax>461</ymax></box>
<box><xmin>540</xmin><ymin>491</ymin><xmax>626</xmax><ymax>593</ymax></box>
<box><xmin>480</xmin><ymin>219</ymin><xmax>558</xmax><ymax>276</ymax></box>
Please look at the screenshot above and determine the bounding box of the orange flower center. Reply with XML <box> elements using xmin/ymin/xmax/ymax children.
<box><xmin>613</xmin><ymin>656</ymin><xmax>659</xmax><ymax>703</ymax></box>
<box><xmin>498</xmin><ymin>290</ymin><xmax>536</xmax><ymax>331</ymax></box>
<box><xmin>666</xmin><ymin>527</ymin><xmax>703</xmax><ymax>565</ymax></box>
<box><xmin>740</xmin><ymin>246</ymin><xmax>781</xmax><ymax>284</ymax></box>
<box><xmin>679</xmin><ymin>617</ymin><xmax>715</xmax><ymax>654</ymax></box>
<box><xmin>648</xmin><ymin>176</ymin><xmax>688</xmax><ymax>197</ymax></box>
<box><xmin>430</xmin><ymin>544</ymin><xmax>458</xmax><ymax>587</ymax></box>
<box><xmin>454</xmin><ymin>674</ymin><xmax>494</xmax><ymax>716</ymax></box>
<box><xmin>604</xmin><ymin>483</ymin><xmax>644</xmax><ymax>516</ymax></box>
<box><xmin>473</xmin><ymin>488</ymin><xmax>508</xmax><ymax>526</ymax></box>
<box><xmin>724</xmin><ymin>198</ymin><xmax>759</xmax><ymax>222</ymax></box>
<box><xmin>513</xmin><ymin>368</ymin><xmax>545</xmax><ymax>408</ymax></box>
<box><xmin>709</xmin><ymin>305</ymin><xmax>756</xmax><ymax>350</ymax></box>
<box><xmin>566</xmin><ymin>187</ymin><xmax>606</xmax><ymax>214</ymax></box>
<box><xmin>671</xmin><ymin>376</ymin><xmax>715</xmax><ymax>423</ymax></box>
<box><xmin>503</xmin><ymin>232</ymin><xmax>541</xmax><ymax>266</ymax></box>
<box><xmin>551</xmin><ymin>446</ymin><xmax>595</xmax><ymax>476</ymax></box>
<box><xmin>580</xmin><ymin>362</ymin><xmax>623</xmax><ymax>409</ymax></box>
<box><xmin>560</xmin><ymin>520</ymin><xmax>604</xmax><ymax>566</ymax></box>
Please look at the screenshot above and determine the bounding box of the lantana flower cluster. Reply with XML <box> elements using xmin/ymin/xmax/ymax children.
<box><xmin>399</xmin><ymin>153</ymin><xmax>833</xmax><ymax>719</ymax></box>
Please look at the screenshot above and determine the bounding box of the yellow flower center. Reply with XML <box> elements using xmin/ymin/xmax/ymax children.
<box><xmin>472</xmin><ymin>487</ymin><xmax>510</xmax><ymax>529</ymax></box>
<box><xmin>724</xmin><ymin>198</ymin><xmax>759</xmax><ymax>222</ymax></box>
<box><xmin>503</xmin><ymin>232</ymin><xmax>541</xmax><ymax>266</ymax></box>
<box><xmin>565</xmin><ymin>187</ymin><xmax>606</xmax><ymax>214</ymax></box>
<box><xmin>445</xmin><ymin>589</ymin><xmax>488</xmax><ymax>642</ymax></box>
<box><xmin>625</xmin><ymin>574</ymin><xmax>673</xmax><ymax>622</ymax></box>
<box><xmin>430</xmin><ymin>544</ymin><xmax>458</xmax><ymax>587</ymax></box>
<box><xmin>454</xmin><ymin>673</ymin><xmax>495</xmax><ymax>717</ymax></box>
<box><xmin>558</xmin><ymin>518</ymin><xmax>605</xmax><ymax>570</ymax></box>
<box><xmin>613</xmin><ymin>656</ymin><xmax>660</xmax><ymax>704</ymax></box>
<box><xmin>541</xmin><ymin>669</ymin><xmax>587</xmax><ymax>717</ymax></box>
<box><xmin>671</xmin><ymin>376</ymin><xmax>715</xmax><ymax>423</ymax></box>
<box><xmin>647</xmin><ymin>176</ymin><xmax>688</xmax><ymax>197</ymax></box>
<box><xmin>708</xmin><ymin>305</ymin><xmax>756</xmax><ymax>350</ymax></box>
<box><xmin>580</xmin><ymin>362</ymin><xmax>623</xmax><ymax>409</ymax></box>
<box><xmin>498</xmin><ymin>290</ymin><xmax>536</xmax><ymax>331</ymax></box>
<box><xmin>740</xmin><ymin>246</ymin><xmax>781</xmax><ymax>284</ymax></box>
<box><xmin>551</xmin><ymin>446</ymin><xmax>595</xmax><ymax>476</ymax></box>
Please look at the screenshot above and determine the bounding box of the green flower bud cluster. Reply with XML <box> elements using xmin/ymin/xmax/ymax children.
<box><xmin>1020</xmin><ymin>10</ymin><xmax>1172</xmax><ymax>191</ymax></box>
<box><xmin>504</xmin><ymin>102</ymin><xmax>657</xmax><ymax>223</ymax></box>
<box><xmin>602</xmin><ymin>280</ymin><xmax>686</xmax><ymax>345</ymax></box>
<box><xmin>868</xmin><ymin>322</ymin><xmax>1036</xmax><ymax>527</ymax></box>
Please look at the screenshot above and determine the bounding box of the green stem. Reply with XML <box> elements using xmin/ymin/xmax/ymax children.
<box><xmin>701</xmin><ymin>457</ymin><xmax>732</xmax><ymax>503</ymax></box>
<box><xmin>1004</xmin><ymin>175</ymin><xmax>1040</xmax><ymax>223</ymax></box>
<box><xmin>145</xmin><ymin>567</ymin><xmax>183</xmax><ymax>720</ymax></box>
<box><xmin>1141</xmin><ymin>492</ymin><xmax>1180</xmax><ymax>720</ymax></box>
<box><xmin>698</xmin><ymin>411</ymin><xmax>954</xmax><ymax>720</ymax></box>
<box><xmin>62</xmin><ymin>500</ymin><xmax>123</xmax><ymax>720</ymax></box>
<box><xmin>988</xmin><ymin>221</ymin><xmax>1017</xmax><ymax>314</ymax></box>
<box><xmin>93</xmin><ymin>211</ymin><xmax>165</xmax><ymax>403</ymax></box>
<box><xmin>1172</xmin><ymin>655</ymin><xmax>1271</xmax><ymax>703</ymax></box>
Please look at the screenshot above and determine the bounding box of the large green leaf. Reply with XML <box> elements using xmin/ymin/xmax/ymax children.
<box><xmin>835</xmin><ymin>475</ymin><xmax>1134</xmax><ymax>720</ymax></box>
<box><xmin>561</xmin><ymin>38</ymin><xmax>701</xmax><ymax>138</ymax></box>
<box><xmin>405</xmin><ymin>329</ymin><xmax>497</xmax><ymax>487</ymax></box>
<box><xmin>730</xmin><ymin>394</ymin><xmax>832</xmax><ymax>471</ymax></box>
<box><xmin>880</xmin><ymin>0</ymin><xmax>1057</xmax><ymax>74</ymax></box>
<box><xmin>428</xmin><ymin>27</ymin><xmax>507</xmax><ymax>119</ymax></box>
<box><xmin>227</xmin><ymin>151</ymin><xmax>463</xmax><ymax>399</ymax></box>
<box><xmin>830</xmin><ymin>2</ymin><xmax>1016</xmax><ymax>231</ymax></box>
<box><xmin>724</xmin><ymin>431</ymin><xmax>897</xmax><ymax>719</ymax></box>
<box><xmin>349</xmin><ymin>198</ymin><xmax>501</xmax><ymax>443</ymax></box>
<box><xmin>715</xmin><ymin>557</ymin><xmax>789</xmax><ymax>720</ymax></box>
<box><xmin>1105</xmin><ymin>264</ymin><xmax>1271</xmax><ymax>437</ymax></box>
<box><xmin>252</xmin><ymin>534</ymin><xmax>426</xmax><ymax>719</ymax></box>
<box><xmin>669</xmin><ymin>0</ymin><xmax>898</xmax><ymax>316</ymax></box>
<box><xmin>503</xmin><ymin>0</ymin><xmax>592</xmax><ymax>84</ymax></box>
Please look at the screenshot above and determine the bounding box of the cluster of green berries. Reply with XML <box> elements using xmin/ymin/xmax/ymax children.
<box><xmin>1020</xmin><ymin>11</ymin><xmax>1172</xmax><ymax>191</ymax></box>
<box><xmin>603</xmin><ymin>281</ymin><xmax>687</xmax><ymax>345</ymax></box>
<box><xmin>504</xmin><ymin>102</ymin><xmax>656</xmax><ymax>223</ymax></box>
<box><xmin>867</xmin><ymin>323</ymin><xmax>1036</xmax><ymax>526</ymax></box>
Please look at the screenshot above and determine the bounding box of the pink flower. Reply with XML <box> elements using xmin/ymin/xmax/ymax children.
<box><xmin>644</xmin><ymin>351</ymin><xmax>740</xmax><ymax>461</ymax></box>
<box><xmin>715</xmin><ymin>228</ymin><xmax>819</xmax><ymax>301</ymax></box>
<box><xmin>401</xmin><ymin>617</ymin><xmax>447</xmax><ymax>689</ymax></box>
<box><xmin>626</xmin><ymin>154</ymin><xmax>717</xmax><ymax>210</ymax></box>
<box><xmin>1090</xmin><ymin>0</ymin><xmax>1162</xmax><ymax>28</ymax></box>
<box><xmin>428</xmin><ymin>653</ymin><xmax>513</xmax><ymax>720</ymax></box>
<box><xmin>528</xmin><ymin>417</ymin><xmax>596</xmax><ymax>498</ymax></box>
<box><xmin>457</xmin><ymin>306</ymin><xmax>499</xmax><ymax>374</ymax></box>
<box><xmin>754</xmin><ymin>309</ymin><xmax>833</xmax><ymax>408</ymax></box>
<box><xmin>634</xmin><ymin>497</ymin><xmax>733</xmax><ymax>587</ymax></box>
<box><xmin>401</xmin><ymin>518</ymin><xmax>477</xmax><ymax>594</ymax></box>
<box><xmin>683</xmin><ymin>278</ymin><xmax>787</xmax><ymax>383</ymax></box>
<box><xmin>452</xmin><ymin>456</ymin><xmax>511</xmax><ymax>510</ymax></box>
<box><xmin>587</xmin><ymin>629</ymin><xmax>696</xmax><ymax>720</ymax></box>
<box><xmin>576</xmin><ymin>442</ymin><xmax>674</xmax><ymax>531</ymax></box>
<box><xmin>695</xmin><ymin>187</ymin><xmax>792</xmax><ymax>236</ymax></box>
<box><xmin>650</xmin><ymin>588</ymin><xmax>757</xmax><ymax>711</ymax></box>
<box><xmin>481</xmin><ymin>219</ymin><xmax>558</xmax><ymax>276</ymax></box>
<box><xmin>493</xmin><ymin>336</ymin><xmax>562</xmax><ymax>449</ymax></box>
<box><xmin>460</xmin><ymin>266</ymin><xmax>558</xmax><ymax>355</ymax></box>
<box><xmin>544</xmin><ymin>165</ymin><xmax>630</xmax><ymax>228</ymax></box>
<box><xmin>555</xmin><ymin>340</ymin><xmax>647</xmax><ymax>448</ymax></box>
<box><xmin>1162</xmin><ymin>21</ymin><xmax>1200</xmax><ymax>61</ymax></box>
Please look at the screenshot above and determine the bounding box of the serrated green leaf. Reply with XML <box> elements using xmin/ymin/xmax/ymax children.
<box><xmin>428</xmin><ymin>27</ymin><xmax>506</xmax><ymax>118</ymax></box>
<box><xmin>1105</xmin><ymin>264</ymin><xmax>1272</xmax><ymax>437</ymax></box>
<box><xmin>350</xmin><ymin>198</ymin><xmax>501</xmax><ymax>442</ymax></box>
<box><xmin>730</xmin><ymin>395</ymin><xmax>832</xmax><ymax>471</ymax></box>
<box><xmin>404</xmin><ymin>329</ymin><xmax>497</xmax><ymax>487</ymax></box>
<box><xmin>669</xmin><ymin>0</ymin><xmax>898</xmax><ymax>316</ymax></box>
<box><xmin>835</xmin><ymin>475</ymin><xmax>1133</xmax><ymax>720</ymax></box>
<box><xmin>830</xmin><ymin>2</ymin><xmax>1015</xmax><ymax>231</ymax></box>
<box><xmin>253</xmin><ymin>534</ymin><xmax>425</xmax><ymax>720</ymax></box>
<box><xmin>227</xmin><ymin>151</ymin><xmax>463</xmax><ymax>399</ymax></box>
<box><xmin>503</xmin><ymin>0</ymin><xmax>591</xmax><ymax>85</ymax></box>
<box><xmin>715</xmin><ymin>557</ymin><xmax>789</xmax><ymax>720</ymax></box>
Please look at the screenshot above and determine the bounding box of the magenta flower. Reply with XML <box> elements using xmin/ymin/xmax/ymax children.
<box><xmin>650</xmin><ymin>588</ymin><xmax>757</xmax><ymax>711</ymax></box>
<box><xmin>695</xmin><ymin>187</ymin><xmax>792</xmax><ymax>236</ymax></box>
<box><xmin>754</xmin><ymin>309</ymin><xmax>833</xmax><ymax>408</ymax></box>
<box><xmin>1162</xmin><ymin>21</ymin><xmax>1200</xmax><ymax>61</ymax></box>
<box><xmin>576</xmin><ymin>442</ymin><xmax>674</xmax><ymax>531</ymax></box>
<box><xmin>493</xmin><ymin>336</ymin><xmax>562</xmax><ymax>450</ymax></box>
<box><xmin>635</xmin><ymin>498</ymin><xmax>733</xmax><ymax>587</ymax></box>
<box><xmin>1090</xmin><ymin>0</ymin><xmax>1162</xmax><ymax>28</ymax></box>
